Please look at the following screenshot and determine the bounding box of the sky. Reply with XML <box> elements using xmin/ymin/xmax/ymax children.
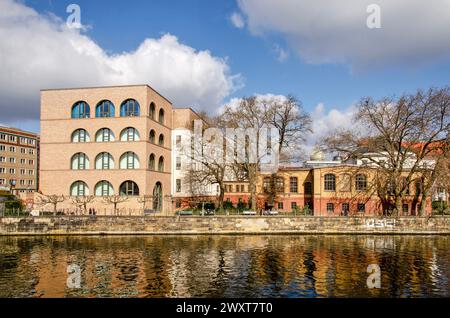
<box><xmin>0</xmin><ymin>0</ymin><xmax>449</xmax><ymax>153</ymax></box>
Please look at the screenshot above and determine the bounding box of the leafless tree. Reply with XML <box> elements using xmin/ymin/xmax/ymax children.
<box><xmin>35</xmin><ymin>194</ymin><xmax>65</xmax><ymax>215</ymax></box>
<box><xmin>324</xmin><ymin>87</ymin><xmax>449</xmax><ymax>215</ymax></box>
<box><xmin>219</xmin><ymin>95</ymin><xmax>311</xmax><ymax>210</ymax></box>
<box><xmin>137</xmin><ymin>195</ymin><xmax>153</xmax><ymax>211</ymax></box>
<box><xmin>103</xmin><ymin>195</ymin><xmax>128</xmax><ymax>215</ymax></box>
<box><xmin>71</xmin><ymin>196</ymin><xmax>95</xmax><ymax>215</ymax></box>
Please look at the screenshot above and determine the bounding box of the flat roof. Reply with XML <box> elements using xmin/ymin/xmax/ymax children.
<box><xmin>40</xmin><ymin>84</ymin><xmax>173</xmax><ymax>105</ymax></box>
<box><xmin>0</xmin><ymin>125</ymin><xmax>39</xmax><ymax>137</ymax></box>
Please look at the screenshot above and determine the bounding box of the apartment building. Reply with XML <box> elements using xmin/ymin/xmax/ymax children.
<box><xmin>0</xmin><ymin>126</ymin><xmax>39</xmax><ymax>193</ymax></box>
<box><xmin>171</xmin><ymin>108</ymin><xmax>219</xmax><ymax>209</ymax></box>
<box><xmin>40</xmin><ymin>85</ymin><xmax>173</xmax><ymax>212</ymax></box>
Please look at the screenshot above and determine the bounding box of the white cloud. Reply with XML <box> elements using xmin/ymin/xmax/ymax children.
<box><xmin>273</xmin><ymin>44</ymin><xmax>288</xmax><ymax>62</ymax></box>
<box><xmin>304</xmin><ymin>103</ymin><xmax>357</xmax><ymax>156</ymax></box>
<box><xmin>230</xmin><ymin>12</ymin><xmax>245</xmax><ymax>29</ymax></box>
<box><xmin>237</xmin><ymin>0</ymin><xmax>450</xmax><ymax>69</ymax></box>
<box><xmin>0</xmin><ymin>0</ymin><xmax>242</xmax><ymax>123</ymax></box>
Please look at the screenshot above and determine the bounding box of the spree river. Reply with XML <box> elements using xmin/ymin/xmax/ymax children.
<box><xmin>0</xmin><ymin>235</ymin><xmax>448</xmax><ymax>298</ymax></box>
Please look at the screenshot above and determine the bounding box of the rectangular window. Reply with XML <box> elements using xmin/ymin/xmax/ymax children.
<box><xmin>358</xmin><ymin>203</ymin><xmax>365</xmax><ymax>213</ymax></box>
<box><xmin>9</xmin><ymin>157</ymin><xmax>16</xmax><ymax>163</ymax></box>
<box><xmin>20</xmin><ymin>169</ymin><xmax>25</xmax><ymax>175</ymax></box>
<box><xmin>20</xmin><ymin>137</ymin><xmax>26</xmax><ymax>144</ymax></box>
<box><xmin>176</xmin><ymin>199</ymin><xmax>181</xmax><ymax>209</ymax></box>
<box><xmin>20</xmin><ymin>148</ymin><xmax>26</xmax><ymax>154</ymax></box>
<box><xmin>20</xmin><ymin>159</ymin><xmax>25</xmax><ymax>164</ymax></box>
<box><xmin>9</xmin><ymin>146</ymin><xmax>16</xmax><ymax>152</ymax></box>
<box><xmin>9</xmin><ymin>168</ymin><xmax>15</xmax><ymax>174</ymax></box>
<box><xmin>176</xmin><ymin>135</ymin><xmax>182</xmax><ymax>148</ymax></box>
<box><xmin>176</xmin><ymin>179</ymin><xmax>181</xmax><ymax>193</ymax></box>
<box><xmin>290</xmin><ymin>177</ymin><xmax>298</xmax><ymax>193</ymax></box>
<box><xmin>0</xmin><ymin>134</ymin><xmax>5</xmax><ymax>140</ymax></box>
<box><xmin>28</xmin><ymin>170</ymin><xmax>34</xmax><ymax>175</ymax></box>
<box><xmin>29</xmin><ymin>159</ymin><xmax>34</xmax><ymax>165</ymax></box>
<box><xmin>0</xmin><ymin>168</ymin><xmax>5</xmax><ymax>174</ymax></box>
<box><xmin>176</xmin><ymin>157</ymin><xmax>181</xmax><ymax>170</ymax></box>
<box><xmin>291</xmin><ymin>202</ymin><xmax>297</xmax><ymax>210</ymax></box>
<box><xmin>0</xmin><ymin>156</ymin><xmax>5</xmax><ymax>162</ymax></box>
<box><xmin>9</xmin><ymin>136</ymin><xmax>17</xmax><ymax>143</ymax></box>
<box><xmin>20</xmin><ymin>180</ymin><xmax>25</xmax><ymax>186</ymax></box>
<box><xmin>29</xmin><ymin>149</ymin><xmax>34</xmax><ymax>155</ymax></box>
<box><xmin>327</xmin><ymin>203</ymin><xmax>334</xmax><ymax>213</ymax></box>
<box><xmin>278</xmin><ymin>202</ymin><xmax>284</xmax><ymax>210</ymax></box>
<box><xmin>0</xmin><ymin>145</ymin><xmax>5</xmax><ymax>151</ymax></box>
<box><xmin>342</xmin><ymin>203</ymin><xmax>349</xmax><ymax>215</ymax></box>
<box><xmin>0</xmin><ymin>179</ymin><xmax>5</xmax><ymax>185</ymax></box>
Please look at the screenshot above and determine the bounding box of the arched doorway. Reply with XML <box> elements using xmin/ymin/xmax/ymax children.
<box><xmin>153</xmin><ymin>182</ymin><xmax>163</xmax><ymax>211</ymax></box>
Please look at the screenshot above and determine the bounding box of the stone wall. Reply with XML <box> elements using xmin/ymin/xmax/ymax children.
<box><xmin>0</xmin><ymin>216</ymin><xmax>449</xmax><ymax>235</ymax></box>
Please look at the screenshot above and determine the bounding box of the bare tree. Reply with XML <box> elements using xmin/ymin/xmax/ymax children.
<box><xmin>103</xmin><ymin>195</ymin><xmax>128</xmax><ymax>215</ymax></box>
<box><xmin>267</xmin><ymin>95</ymin><xmax>312</xmax><ymax>161</ymax></box>
<box><xmin>71</xmin><ymin>196</ymin><xmax>95</xmax><ymax>215</ymax></box>
<box><xmin>35</xmin><ymin>194</ymin><xmax>65</xmax><ymax>215</ymax></box>
<box><xmin>137</xmin><ymin>195</ymin><xmax>153</xmax><ymax>211</ymax></box>
<box><xmin>219</xmin><ymin>95</ymin><xmax>311</xmax><ymax>210</ymax></box>
<box><xmin>324</xmin><ymin>87</ymin><xmax>449</xmax><ymax>216</ymax></box>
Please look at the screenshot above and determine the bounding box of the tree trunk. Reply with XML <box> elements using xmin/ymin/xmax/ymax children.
<box><xmin>394</xmin><ymin>196</ymin><xmax>403</xmax><ymax>216</ymax></box>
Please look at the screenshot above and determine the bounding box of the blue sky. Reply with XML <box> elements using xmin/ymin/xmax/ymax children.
<box><xmin>1</xmin><ymin>0</ymin><xmax>449</xmax><ymax>137</ymax></box>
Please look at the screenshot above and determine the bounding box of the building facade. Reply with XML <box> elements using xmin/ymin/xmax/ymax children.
<box><xmin>0</xmin><ymin>126</ymin><xmax>39</xmax><ymax>193</ymax></box>
<box><xmin>40</xmin><ymin>85</ymin><xmax>173</xmax><ymax>213</ymax></box>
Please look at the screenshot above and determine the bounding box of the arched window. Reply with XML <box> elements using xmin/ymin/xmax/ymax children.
<box><xmin>120</xmin><ymin>181</ymin><xmax>139</xmax><ymax>196</ymax></box>
<box><xmin>275</xmin><ymin>177</ymin><xmax>284</xmax><ymax>192</ymax></box>
<box><xmin>96</xmin><ymin>100</ymin><xmax>115</xmax><ymax>118</ymax></box>
<box><xmin>70</xmin><ymin>181</ymin><xmax>89</xmax><ymax>196</ymax></box>
<box><xmin>120</xmin><ymin>127</ymin><xmax>140</xmax><ymax>141</ymax></box>
<box><xmin>71</xmin><ymin>101</ymin><xmax>90</xmax><ymax>119</ymax></box>
<box><xmin>149</xmin><ymin>130</ymin><xmax>156</xmax><ymax>143</ymax></box>
<box><xmin>71</xmin><ymin>153</ymin><xmax>90</xmax><ymax>170</ymax></box>
<box><xmin>158</xmin><ymin>134</ymin><xmax>164</xmax><ymax>147</ymax></box>
<box><xmin>158</xmin><ymin>109</ymin><xmax>165</xmax><ymax>124</ymax></box>
<box><xmin>149</xmin><ymin>153</ymin><xmax>156</xmax><ymax>171</ymax></box>
<box><xmin>95</xmin><ymin>152</ymin><xmax>114</xmax><ymax>170</ymax></box>
<box><xmin>95</xmin><ymin>181</ymin><xmax>114</xmax><ymax>196</ymax></box>
<box><xmin>153</xmin><ymin>182</ymin><xmax>162</xmax><ymax>211</ymax></box>
<box><xmin>149</xmin><ymin>102</ymin><xmax>156</xmax><ymax>120</ymax></box>
<box><xmin>95</xmin><ymin>128</ymin><xmax>115</xmax><ymax>142</ymax></box>
<box><xmin>120</xmin><ymin>152</ymin><xmax>140</xmax><ymax>169</ymax></box>
<box><xmin>158</xmin><ymin>156</ymin><xmax>165</xmax><ymax>172</ymax></box>
<box><xmin>324</xmin><ymin>174</ymin><xmax>336</xmax><ymax>191</ymax></box>
<box><xmin>71</xmin><ymin>129</ymin><xmax>90</xmax><ymax>143</ymax></box>
<box><xmin>290</xmin><ymin>177</ymin><xmax>298</xmax><ymax>193</ymax></box>
<box><xmin>120</xmin><ymin>99</ymin><xmax>140</xmax><ymax>117</ymax></box>
<box><xmin>355</xmin><ymin>174</ymin><xmax>367</xmax><ymax>191</ymax></box>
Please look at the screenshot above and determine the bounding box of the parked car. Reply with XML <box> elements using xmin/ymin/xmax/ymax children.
<box><xmin>242</xmin><ymin>210</ymin><xmax>257</xmax><ymax>215</ymax></box>
<box><xmin>204</xmin><ymin>209</ymin><xmax>215</xmax><ymax>215</ymax></box>
<box><xmin>263</xmin><ymin>210</ymin><xmax>279</xmax><ymax>215</ymax></box>
<box><xmin>30</xmin><ymin>210</ymin><xmax>40</xmax><ymax>217</ymax></box>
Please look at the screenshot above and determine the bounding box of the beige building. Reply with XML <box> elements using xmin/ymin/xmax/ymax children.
<box><xmin>0</xmin><ymin>126</ymin><xmax>39</xmax><ymax>193</ymax></box>
<box><xmin>40</xmin><ymin>85</ymin><xmax>175</xmax><ymax>213</ymax></box>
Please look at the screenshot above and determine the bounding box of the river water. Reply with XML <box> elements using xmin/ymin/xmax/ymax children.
<box><xmin>0</xmin><ymin>235</ymin><xmax>448</xmax><ymax>298</ymax></box>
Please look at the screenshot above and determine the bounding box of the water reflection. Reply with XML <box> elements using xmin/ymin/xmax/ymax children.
<box><xmin>0</xmin><ymin>235</ymin><xmax>448</xmax><ymax>298</ymax></box>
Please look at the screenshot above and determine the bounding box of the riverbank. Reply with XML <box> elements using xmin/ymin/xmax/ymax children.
<box><xmin>0</xmin><ymin>216</ymin><xmax>449</xmax><ymax>235</ymax></box>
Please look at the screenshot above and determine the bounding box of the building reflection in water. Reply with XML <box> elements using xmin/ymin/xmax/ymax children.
<box><xmin>0</xmin><ymin>235</ymin><xmax>448</xmax><ymax>298</ymax></box>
